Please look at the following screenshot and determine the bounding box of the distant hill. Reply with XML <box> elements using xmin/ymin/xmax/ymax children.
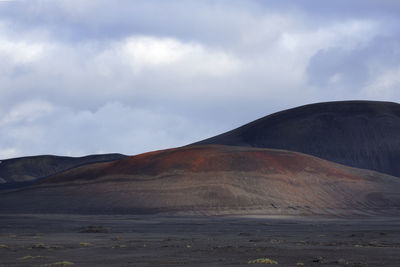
<box><xmin>1</xmin><ymin>145</ymin><xmax>399</xmax><ymax>216</ymax></box>
<box><xmin>195</xmin><ymin>101</ymin><xmax>400</xmax><ymax>177</ymax></box>
<box><xmin>0</xmin><ymin>153</ymin><xmax>127</xmax><ymax>189</ymax></box>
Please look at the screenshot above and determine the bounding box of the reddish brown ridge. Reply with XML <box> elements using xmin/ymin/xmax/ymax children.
<box><xmin>41</xmin><ymin>145</ymin><xmax>367</xmax><ymax>182</ymax></box>
<box><xmin>3</xmin><ymin>145</ymin><xmax>400</xmax><ymax>216</ymax></box>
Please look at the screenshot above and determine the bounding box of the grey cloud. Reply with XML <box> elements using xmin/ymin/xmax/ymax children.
<box><xmin>0</xmin><ymin>1</ymin><xmax>400</xmax><ymax>158</ymax></box>
<box><xmin>307</xmin><ymin>35</ymin><xmax>400</xmax><ymax>95</ymax></box>
<box><xmin>0</xmin><ymin>0</ymin><xmax>264</xmax><ymax>45</ymax></box>
<box><xmin>0</xmin><ymin>101</ymin><xmax>223</xmax><ymax>158</ymax></box>
<box><xmin>261</xmin><ymin>0</ymin><xmax>400</xmax><ymax>19</ymax></box>
<box><xmin>307</xmin><ymin>48</ymin><xmax>370</xmax><ymax>90</ymax></box>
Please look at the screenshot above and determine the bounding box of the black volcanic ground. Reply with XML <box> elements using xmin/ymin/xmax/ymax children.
<box><xmin>196</xmin><ymin>101</ymin><xmax>400</xmax><ymax>178</ymax></box>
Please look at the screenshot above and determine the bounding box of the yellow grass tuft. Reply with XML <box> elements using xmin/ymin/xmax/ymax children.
<box><xmin>248</xmin><ymin>258</ymin><xmax>278</xmax><ymax>264</ymax></box>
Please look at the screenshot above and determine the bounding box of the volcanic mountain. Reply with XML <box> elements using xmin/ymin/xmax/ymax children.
<box><xmin>195</xmin><ymin>101</ymin><xmax>400</xmax><ymax>178</ymax></box>
<box><xmin>0</xmin><ymin>153</ymin><xmax>126</xmax><ymax>189</ymax></box>
<box><xmin>1</xmin><ymin>145</ymin><xmax>399</xmax><ymax>216</ymax></box>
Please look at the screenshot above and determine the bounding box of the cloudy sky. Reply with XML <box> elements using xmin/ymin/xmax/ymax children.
<box><xmin>0</xmin><ymin>0</ymin><xmax>400</xmax><ymax>158</ymax></box>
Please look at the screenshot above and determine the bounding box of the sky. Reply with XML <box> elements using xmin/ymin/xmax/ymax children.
<box><xmin>0</xmin><ymin>0</ymin><xmax>400</xmax><ymax>158</ymax></box>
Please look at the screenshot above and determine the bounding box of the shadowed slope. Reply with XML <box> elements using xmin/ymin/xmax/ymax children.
<box><xmin>0</xmin><ymin>153</ymin><xmax>127</xmax><ymax>189</ymax></box>
<box><xmin>195</xmin><ymin>101</ymin><xmax>400</xmax><ymax>177</ymax></box>
<box><xmin>2</xmin><ymin>145</ymin><xmax>400</xmax><ymax>216</ymax></box>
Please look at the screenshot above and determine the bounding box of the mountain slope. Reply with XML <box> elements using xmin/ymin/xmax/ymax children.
<box><xmin>1</xmin><ymin>145</ymin><xmax>399</xmax><ymax>216</ymax></box>
<box><xmin>0</xmin><ymin>153</ymin><xmax>127</xmax><ymax>189</ymax></box>
<box><xmin>195</xmin><ymin>101</ymin><xmax>400</xmax><ymax>177</ymax></box>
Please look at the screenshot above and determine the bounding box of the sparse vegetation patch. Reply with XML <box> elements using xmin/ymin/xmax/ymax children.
<box><xmin>248</xmin><ymin>258</ymin><xmax>278</xmax><ymax>264</ymax></box>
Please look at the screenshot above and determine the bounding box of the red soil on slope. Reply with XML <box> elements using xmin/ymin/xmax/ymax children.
<box><xmin>43</xmin><ymin>145</ymin><xmax>367</xmax><ymax>182</ymax></box>
<box><xmin>4</xmin><ymin>145</ymin><xmax>400</xmax><ymax>216</ymax></box>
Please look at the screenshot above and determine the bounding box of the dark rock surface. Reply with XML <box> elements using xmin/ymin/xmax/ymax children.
<box><xmin>1</xmin><ymin>214</ymin><xmax>400</xmax><ymax>266</ymax></box>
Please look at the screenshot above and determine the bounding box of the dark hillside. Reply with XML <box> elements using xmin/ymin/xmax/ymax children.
<box><xmin>195</xmin><ymin>101</ymin><xmax>400</xmax><ymax>177</ymax></box>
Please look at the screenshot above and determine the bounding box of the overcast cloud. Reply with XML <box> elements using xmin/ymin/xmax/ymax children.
<box><xmin>0</xmin><ymin>0</ymin><xmax>400</xmax><ymax>158</ymax></box>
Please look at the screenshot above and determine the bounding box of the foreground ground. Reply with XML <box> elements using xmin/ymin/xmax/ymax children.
<box><xmin>0</xmin><ymin>214</ymin><xmax>399</xmax><ymax>266</ymax></box>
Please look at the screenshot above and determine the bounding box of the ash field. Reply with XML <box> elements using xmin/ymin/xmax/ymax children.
<box><xmin>1</xmin><ymin>101</ymin><xmax>400</xmax><ymax>266</ymax></box>
<box><xmin>1</xmin><ymin>214</ymin><xmax>400</xmax><ymax>266</ymax></box>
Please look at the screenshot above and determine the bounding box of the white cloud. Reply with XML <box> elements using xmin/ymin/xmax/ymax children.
<box><xmin>124</xmin><ymin>37</ymin><xmax>188</xmax><ymax>67</ymax></box>
<box><xmin>0</xmin><ymin>38</ymin><xmax>44</xmax><ymax>64</ymax></box>
<box><xmin>119</xmin><ymin>36</ymin><xmax>242</xmax><ymax>77</ymax></box>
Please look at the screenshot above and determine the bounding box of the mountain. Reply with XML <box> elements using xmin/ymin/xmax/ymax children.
<box><xmin>0</xmin><ymin>153</ymin><xmax>127</xmax><ymax>189</ymax></box>
<box><xmin>195</xmin><ymin>101</ymin><xmax>400</xmax><ymax>177</ymax></box>
<box><xmin>1</xmin><ymin>145</ymin><xmax>399</xmax><ymax>216</ymax></box>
